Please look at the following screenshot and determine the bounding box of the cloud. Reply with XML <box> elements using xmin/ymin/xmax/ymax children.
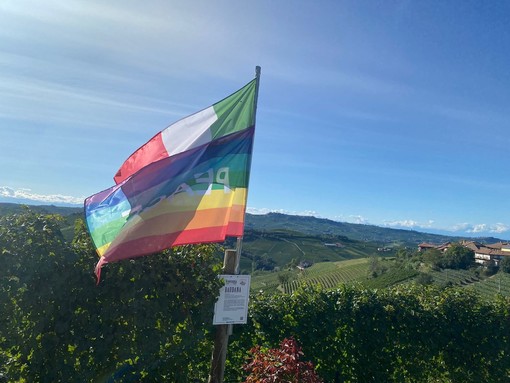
<box><xmin>466</xmin><ymin>223</ymin><xmax>509</xmax><ymax>234</ymax></box>
<box><xmin>383</xmin><ymin>219</ymin><xmax>420</xmax><ymax>228</ymax></box>
<box><xmin>0</xmin><ymin>0</ymin><xmax>265</xmax><ymax>85</ymax></box>
<box><xmin>447</xmin><ymin>222</ymin><xmax>510</xmax><ymax>235</ymax></box>
<box><xmin>382</xmin><ymin>219</ymin><xmax>436</xmax><ymax>230</ymax></box>
<box><xmin>0</xmin><ymin>186</ymin><xmax>83</xmax><ymax>205</ymax></box>
<box><xmin>468</xmin><ymin>224</ymin><xmax>488</xmax><ymax>234</ymax></box>
<box><xmin>450</xmin><ymin>222</ymin><xmax>470</xmax><ymax>232</ymax></box>
<box><xmin>347</xmin><ymin>215</ymin><xmax>369</xmax><ymax>224</ymax></box>
<box><xmin>0</xmin><ymin>74</ymin><xmax>189</xmax><ymax>130</ymax></box>
<box><xmin>489</xmin><ymin>223</ymin><xmax>510</xmax><ymax>234</ymax></box>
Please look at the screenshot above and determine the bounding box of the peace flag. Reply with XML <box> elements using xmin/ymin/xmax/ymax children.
<box><xmin>84</xmin><ymin>77</ymin><xmax>258</xmax><ymax>280</ymax></box>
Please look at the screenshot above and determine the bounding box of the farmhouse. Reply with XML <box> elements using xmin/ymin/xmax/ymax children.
<box><xmin>418</xmin><ymin>241</ymin><xmax>510</xmax><ymax>266</ymax></box>
<box><xmin>462</xmin><ymin>241</ymin><xmax>510</xmax><ymax>266</ymax></box>
<box><xmin>418</xmin><ymin>242</ymin><xmax>451</xmax><ymax>252</ymax></box>
<box><xmin>297</xmin><ymin>260</ymin><xmax>313</xmax><ymax>271</ymax></box>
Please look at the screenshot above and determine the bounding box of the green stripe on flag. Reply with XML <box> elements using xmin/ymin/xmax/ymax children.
<box><xmin>211</xmin><ymin>79</ymin><xmax>256</xmax><ymax>139</ymax></box>
<box><xmin>90</xmin><ymin>216</ymin><xmax>129</xmax><ymax>249</ymax></box>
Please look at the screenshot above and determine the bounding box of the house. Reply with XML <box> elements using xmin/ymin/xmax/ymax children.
<box><xmin>418</xmin><ymin>240</ymin><xmax>510</xmax><ymax>266</ymax></box>
<box><xmin>297</xmin><ymin>260</ymin><xmax>313</xmax><ymax>271</ymax></box>
<box><xmin>418</xmin><ymin>243</ymin><xmax>437</xmax><ymax>252</ymax></box>
<box><xmin>461</xmin><ymin>241</ymin><xmax>509</xmax><ymax>266</ymax></box>
<box><xmin>418</xmin><ymin>242</ymin><xmax>451</xmax><ymax>253</ymax></box>
<box><xmin>436</xmin><ymin>242</ymin><xmax>452</xmax><ymax>252</ymax></box>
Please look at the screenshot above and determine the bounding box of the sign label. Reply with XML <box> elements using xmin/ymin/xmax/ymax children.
<box><xmin>213</xmin><ymin>274</ymin><xmax>251</xmax><ymax>325</ymax></box>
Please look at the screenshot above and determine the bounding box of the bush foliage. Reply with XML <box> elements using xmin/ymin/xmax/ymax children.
<box><xmin>228</xmin><ymin>285</ymin><xmax>510</xmax><ymax>383</ymax></box>
<box><xmin>0</xmin><ymin>209</ymin><xmax>222</xmax><ymax>382</ymax></box>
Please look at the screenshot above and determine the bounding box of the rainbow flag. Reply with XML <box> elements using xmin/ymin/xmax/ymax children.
<box><xmin>85</xmin><ymin>78</ymin><xmax>258</xmax><ymax>280</ymax></box>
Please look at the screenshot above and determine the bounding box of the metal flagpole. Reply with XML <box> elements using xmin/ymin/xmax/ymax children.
<box><xmin>208</xmin><ymin>66</ymin><xmax>261</xmax><ymax>383</ymax></box>
<box><xmin>234</xmin><ymin>65</ymin><xmax>261</xmax><ymax>275</ymax></box>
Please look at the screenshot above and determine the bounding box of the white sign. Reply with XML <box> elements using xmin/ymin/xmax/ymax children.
<box><xmin>213</xmin><ymin>274</ymin><xmax>251</xmax><ymax>325</ymax></box>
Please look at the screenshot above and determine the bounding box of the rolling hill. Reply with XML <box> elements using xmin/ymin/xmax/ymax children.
<box><xmin>1</xmin><ymin>203</ymin><xmax>505</xmax><ymax>272</ymax></box>
<box><xmin>247</xmin><ymin>212</ymin><xmax>482</xmax><ymax>245</ymax></box>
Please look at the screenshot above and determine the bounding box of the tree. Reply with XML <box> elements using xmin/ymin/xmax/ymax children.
<box><xmin>422</xmin><ymin>248</ymin><xmax>443</xmax><ymax>270</ymax></box>
<box><xmin>484</xmin><ymin>260</ymin><xmax>499</xmax><ymax>276</ymax></box>
<box><xmin>395</xmin><ymin>247</ymin><xmax>417</xmax><ymax>261</ymax></box>
<box><xmin>500</xmin><ymin>256</ymin><xmax>510</xmax><ymax>273</ymax></box>
<box><xmin>368</xmin><ymin>256</ymin><xmax>387</xmax><ymax>278</ymax></box>
<box><xmin>442</xmin><ymin>243</ymin><xmax>475</xmax><ymax>269</ymax></box>
<box><xmin>278</xmin><ymin>272</ymin><xmax>291</xmax><ymax>285</ymax></box>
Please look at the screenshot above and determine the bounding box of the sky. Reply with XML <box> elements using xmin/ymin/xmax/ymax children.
<box><xmin>1</xmin><ymin>0</ymin><xmax>509</xmax><ymax>238</ymax></box>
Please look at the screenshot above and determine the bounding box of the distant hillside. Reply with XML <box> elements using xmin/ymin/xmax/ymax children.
<box><xmin>1</xmin><ymin>202</ymin><xmax>503</xmax><ymax>251</ymax></box>
<box><xmin>0</xmin><ymin>203</ymin><xmax>82</xmax><ymax>241</ymax></box>
<box><xmin>0</xmin><ymin>202</ymin><xmax>81</xmax><ymax>217</ymax></box>
<box><xmin>245</xmin><ymin>213</ymin><xmax>503</xmax><ymax>246</ymax></box>
<box><xmin>237</xmin><ymin>228</ymin><xmax>381</xmax><ymax>273</ymax></box>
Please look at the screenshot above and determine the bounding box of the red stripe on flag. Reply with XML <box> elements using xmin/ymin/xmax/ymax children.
<box><xmin>114</xmin><ymin>132</ymin><xmax>168</xmax><ymax>184</ymax></box>
<box><xmin>225</xmin><ymin>221</ymin><xmax>244</xmax><ymax>236</ymax></box>
<box><xmin>102</xmin><ymin>225</ymin><xmax>239</xmax><ymax>263</ymax></box>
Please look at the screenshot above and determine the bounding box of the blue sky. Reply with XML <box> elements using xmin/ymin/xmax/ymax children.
<box><xmin>1</xmin><ymin>0</ymin><xmax>509</xmax><ymax>238</ymax></box>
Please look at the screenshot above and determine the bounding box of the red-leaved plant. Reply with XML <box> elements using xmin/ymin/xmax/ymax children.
<box><xmin>242</xmin><ymin>337</ymin><xmax>323</xmax><ymax>383</ymax></box>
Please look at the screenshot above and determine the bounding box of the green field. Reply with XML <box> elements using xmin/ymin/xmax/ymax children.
<box><xmin>251</xmin><ymin>256</ymin><xmax>510</xmax><ymax>300</ymax></box>
<box><xmin>241</xmin><ymin>230</ymin><xmax>384</xmax><ymax>273</ymax></box>
<box><xmin>427</xmin><ymin>268</ymin><xmax>481</xmax><ymax>286</ymax></box>
<box><xmin>467</xmin><ymin>272</ymin><xmax>510</xmax><ymax>298</ymax></box>
<box><xmin>362</xmin><ymin>267</ymin><xmax>419</xmax><ymax>289</ymax></box>
<box><xmin>282</xmin><ymin>259</ymin><xmax>369</xmax><ymax>293</ymax></box>
<box><xmin>251</xmin><ymin>258</ymin><xmax>370</xmax><ymax>294</ymax></box>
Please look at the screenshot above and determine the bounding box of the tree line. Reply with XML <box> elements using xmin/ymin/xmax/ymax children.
<box><xmin>1</xmin><ymin>209</ymin><xmax>509</xmax><ymax>382</ymax></box>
